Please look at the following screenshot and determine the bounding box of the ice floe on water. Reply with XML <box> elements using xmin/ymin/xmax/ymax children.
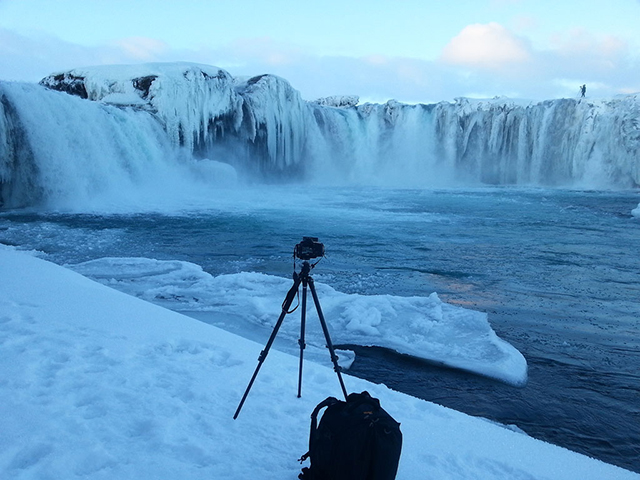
<box><xmin>69</xmin><ymin>256</ymin><xmax>528</xmax><ymax>386</ymax></box>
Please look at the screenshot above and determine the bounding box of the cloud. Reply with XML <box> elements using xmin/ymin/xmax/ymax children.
<box><xmin>114</xmin><ymin>37</ymin><xmax>170</xmax><ymax>61</ymax></box>
<box><xmin>511</xmin><ymin>15</ymin><xmax>537</xmax><ymax>33</ymax></box>
<box><xmin>435</xmin><ymin>22</ymin><xmax>640</xmax><ymax>98</ymax></box>
<box><xmin>550</xmin><ymin>28</ymin><xmax>628</xmax><ymax>64</ymax></box>
<box><xmin>440</xmin><ymin>23</ymin><xmax>532</xmax><ymax>69</ymax></box>
<box><xmin>1</xmin><ymin>25</ymin><xmax>638</xmax><ymax>105</ymax></box>
<box><xmin>0</xmin><ymin>28</ymin><xmax>166</xmax><ymax>81</ymax></box>
<box><xmin>534</xmin><ymin>28</ymin><xmax>636</xmax><ymax>94</ymax></box>
<box><xmin>221</xmin><ymin>37</ymin><xmax>309</xmax><ymax>67</ymax></box>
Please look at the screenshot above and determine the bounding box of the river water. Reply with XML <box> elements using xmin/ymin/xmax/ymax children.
<box><xmin>1</xmin><ymin>186</ymin><xmax>639</xmax><ymax>472</ymax></box>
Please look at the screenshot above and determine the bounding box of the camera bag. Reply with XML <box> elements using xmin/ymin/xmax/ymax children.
<box><xmin>298</xmin><ymin>391</ymin><xmax>402</xmax><ymax>480</ymax></box>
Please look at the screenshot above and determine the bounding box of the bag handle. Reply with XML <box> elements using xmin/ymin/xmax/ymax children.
<box><xmin>299</xmin><ymin>396</ymin><xmax>340</xmax><ymax>463</ymax></box>
<box><xmin>344</xmin><ymin>391</ymin><xmax>380</xmax><ymax>414</ymax></box>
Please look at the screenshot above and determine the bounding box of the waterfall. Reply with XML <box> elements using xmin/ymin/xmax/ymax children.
<box><xmin>1</xmin><ymin>62</ymin><xmax>639</xmax><ymax>208</ymax></box>
<box><xmin>431</xmin><ymin>97</ymin><xmax>640</xmax><ymax>187</ymax></box>
<box><xmin>1</xmin><ymin>81</ymin><xmax>185</xmax><ymax>208</ymax></box>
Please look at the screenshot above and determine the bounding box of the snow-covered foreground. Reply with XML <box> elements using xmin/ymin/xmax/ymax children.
<box><xmin>1</xmin><ymin>246</ymin><xmax>637</xmax><ymax>480</ymax></box>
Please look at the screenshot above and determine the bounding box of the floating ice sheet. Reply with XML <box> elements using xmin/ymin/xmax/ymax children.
<box><xmin>69</xmin><ymin>256</ymin><xmax>528</xmax><ymax>386</ymax></box>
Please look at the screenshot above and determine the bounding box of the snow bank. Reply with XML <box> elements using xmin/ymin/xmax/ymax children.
<box><xmin>1</xmin><ymin>246</ymin><xmax>637</xmax><ymax>479</ymax></box>
<box><xmin>68</xmin><ymin>256</ymin><xmax>527</xmax><ymax>386</ymax></box>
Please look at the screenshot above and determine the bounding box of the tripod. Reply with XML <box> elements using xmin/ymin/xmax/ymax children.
<box><xmin>233</xmin><ymin>259</ymin><xmax>348</xmax><ymax>419</ymax></box>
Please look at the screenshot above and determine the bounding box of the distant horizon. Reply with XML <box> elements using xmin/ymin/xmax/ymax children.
<box><xmin>17</xmin><ymin>60</ymin><xmax>640</xmax><ymax>106</ymax></box>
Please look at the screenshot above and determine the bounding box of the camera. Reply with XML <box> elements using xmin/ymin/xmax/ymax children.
<box><xmin>294</xmin><ymin>237</ymin><xmax>325</xmax><ymax>260</ymax></box>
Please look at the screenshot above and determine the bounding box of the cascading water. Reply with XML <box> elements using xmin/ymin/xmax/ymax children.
<box><xmin>0</xmin><ymin>82</ymin><xmax>191</xmax><ymax>209</ymax></box>
<box><xmin>1</xmin><ymin>62</ymin><xmax>639</xmax><ymax>209</ymax></box>
<box><xmin>433</xmin><ymin>97</ymin><xmax>640</xmax><ymax>187</ymax></box>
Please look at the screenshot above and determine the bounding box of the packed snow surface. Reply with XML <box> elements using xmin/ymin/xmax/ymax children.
<box><xmin>0</xmin><ymin>247</ymin><xmax>640</xmax><ymax>480</ymax></box>
<box><xmin>1</xmin><ymin>246</ymin><xmax>638</xmax><ymax>480</ymax></box>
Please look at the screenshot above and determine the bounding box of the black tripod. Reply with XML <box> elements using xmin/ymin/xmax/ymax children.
<box><xmin>233</xmin><ymin>258</ymin><xmax>348</xmax><ymax>419</ymax></box>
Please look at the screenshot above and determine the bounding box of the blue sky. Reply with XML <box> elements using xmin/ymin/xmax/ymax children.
<box><xmin>1</xmin><ymin>0</ymin><xmax>639</xmax><ymax>102</ymax></box>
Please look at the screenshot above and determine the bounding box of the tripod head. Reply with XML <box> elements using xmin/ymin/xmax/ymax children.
<box><xmin>293</xmin><ymin>237</ymin><xmax>325</xmax><ymax>278</ymax></box>
<box><xmin>294</xmin><ymin>237</ymin><xmax>325</xmax><ymax>261</ymax></box>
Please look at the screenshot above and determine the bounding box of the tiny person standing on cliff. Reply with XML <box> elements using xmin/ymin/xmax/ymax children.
<box><xmin>580</xmin><ymin>84</ymin><xmax>586</xmax><ymax>97</ymax></box>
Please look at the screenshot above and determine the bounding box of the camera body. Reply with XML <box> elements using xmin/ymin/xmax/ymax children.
<box><xmin>294</xmin><ymin>237</ymin><xmax>325</xmax><ymax>260</ymax></box>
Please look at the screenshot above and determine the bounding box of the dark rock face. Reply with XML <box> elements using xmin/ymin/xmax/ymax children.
<box><xmin>246</xmin><ymin>74</ymin><xmax>269</xmax><ymax>87</ymax></box>
<box><xmin>39</xmin><ymin>73</ymin><xmax>88</xmax><ymax>99</ymax></box>
<box><xmin>132</xmin><ymin>75</ymin><xmax>158</xmax><ymax>99</ymax></box>
<box><xmin>0</xmin><ymin>94</ymin><xmax>40</xmax><ymax>208</ymax></box>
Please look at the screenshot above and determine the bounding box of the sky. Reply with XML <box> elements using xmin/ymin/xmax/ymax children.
<box><xmin>1</xmin><ymin>0</ymin><xmax>640</xmax><ymax>103</ymax></box>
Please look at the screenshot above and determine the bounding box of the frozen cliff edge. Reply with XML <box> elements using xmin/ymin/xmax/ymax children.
<box><xmin>38</xmin><ymin>63</ymin><xmax>309</xmax><ymax>172</ymax></box>
<box><xmin>435</xmin><ymin>96</ymin><xmax>640</xmax><ymax>187</ymax></box>
<box><xmin>2</xmin><ymin>62</ymin><xmax>640</xmax><ymax>208</ymax></box>
<box><xmin>38</xmin><ymin>63</ymin><xmax>640</xmax><ymax>188</ymax></box>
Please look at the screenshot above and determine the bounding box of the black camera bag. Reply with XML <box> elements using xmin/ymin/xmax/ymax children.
<box><xmin>299</xmin><ymin>391</ymin><xmax>402</xmax><ymax>480</ymax></box>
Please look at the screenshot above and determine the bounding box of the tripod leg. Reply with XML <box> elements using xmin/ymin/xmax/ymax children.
<box><xmin>233</xmin><ymin>274</ymin><xmax>302</xmax><ymax>419</ymax></box>
<box><xmin>308</xmin><ymin>278</ymin><xmax>348</xmax><ymax>400</ymax></box>
<box><xmin>297</xmin><ymin>281</ymin><xmax>308</xmax><ymax>398</ymax></box>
